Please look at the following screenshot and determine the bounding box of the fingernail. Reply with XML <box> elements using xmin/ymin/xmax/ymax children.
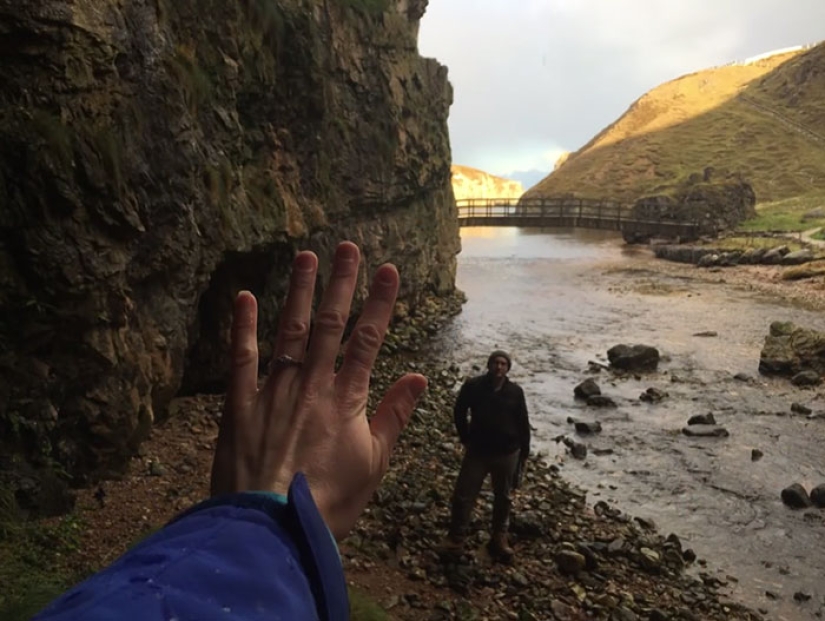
<box><xmin>337</xmin><ymin>242</ymin><xmax>359</xmax><ymax>263</ymax></box>
<box><xmin>377</xmin><ymin>265</ymin><xmax>396</xmax><ymax>285</ymax></box>
<box><xmin>294</xmin><ymin>252</ymin><xmax>316</xmax><ymax>271</ymax></box>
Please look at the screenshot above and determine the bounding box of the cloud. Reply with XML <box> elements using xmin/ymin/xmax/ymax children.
<box><xmin>419</xmin><ymin>0</ymin><xmax>825</xmax><ymax>176</ymax></box>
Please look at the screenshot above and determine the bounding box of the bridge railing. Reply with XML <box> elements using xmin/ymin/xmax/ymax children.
<box><xmin>455</xmin><ymin>197</ymin><xmax>627</xmax><ymax>222</ymax></box>
<box><xmin>455</xmin><ymin>197</ymin><xmax>703</xmax><ymax>236</ymax></box>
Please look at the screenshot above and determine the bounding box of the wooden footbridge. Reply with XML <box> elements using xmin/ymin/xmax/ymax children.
<box><xmin>456</xmin><ymin>197</ymin><xmax>701</xmax><ymax>240</ymax></box>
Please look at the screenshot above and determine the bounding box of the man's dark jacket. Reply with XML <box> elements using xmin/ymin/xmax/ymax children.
<box><xmin>454</xmin><ymin>374</ymin><xmax>530</xmax><ymax>458</ymax></box>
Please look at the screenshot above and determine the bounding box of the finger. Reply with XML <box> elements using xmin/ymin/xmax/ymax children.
<box><xmin>304</xmin><ymin>242</ymin><xmax>360</xmax><ymax>377</ymax></box>
<box><xmin>212</xmin><ymin>291</ymin><xmax>258</xmax><ymax>496</ymax></box>
<box><xmin>226</xmin><ymin>291</ymin><xmax>260</xmax><ymax>413</ymax></box>
<box><xmin>336</xmin><ymin>263</ymin><xmax>399</xmax><ymax>403</ymax></box>
<box><xmin>370</xmin><ymin>373</ymin><xmax>428</xmax><ymax>475</ymax></box>
<box><xmin>273</xmin><ymin>251</ymin><xmax>318</xmax><ymax>361</ymax></box>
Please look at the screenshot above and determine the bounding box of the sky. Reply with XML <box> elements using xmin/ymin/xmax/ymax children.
<box><xmin>418</xmin><ymin>0</ymin><xmax>825</xmax><ymax>185</ymax></box>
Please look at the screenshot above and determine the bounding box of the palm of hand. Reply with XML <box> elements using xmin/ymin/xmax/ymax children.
<box><xmin>210</xmin><ymin>242</ymin><xmax>427</xmax><ymax>540</ymax></box>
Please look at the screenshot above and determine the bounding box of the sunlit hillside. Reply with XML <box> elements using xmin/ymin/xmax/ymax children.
<box><xmin>451</xmin><ymin>165</ymin><xmax>523</xmax><ymax>201</ymax></box>
<box><xmin>525</xmin><ymin>43</ymin><xmax>825</xmax><ymax>205</ymax></box>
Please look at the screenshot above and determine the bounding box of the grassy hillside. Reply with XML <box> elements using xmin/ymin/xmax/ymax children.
<box><xmin>748</xmin><ymin>44</ymin><xmax>825</xmax><ymax>132</ymax></box>
<box><xmin>526</xmin><ymin>43</ymin><xmax>825</xmax><ymax>206</ymax></box>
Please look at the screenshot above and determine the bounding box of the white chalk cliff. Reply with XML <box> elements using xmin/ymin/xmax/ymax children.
<box><xmin>451</xmin><ymin>165</ymin><xmax>524</xmax><ymax>200</ymax></box>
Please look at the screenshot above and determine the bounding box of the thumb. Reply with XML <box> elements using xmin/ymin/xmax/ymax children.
<box><xmin>370</xmin><ymin>373</ymin><xmax>427</xmax><ymax>474</ymax></box>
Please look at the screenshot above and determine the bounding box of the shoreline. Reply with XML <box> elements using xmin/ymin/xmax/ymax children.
<box><xmin>621</xmin><ymin>248</ymin><xmax>825</xmax><ymax>312</ymax></box>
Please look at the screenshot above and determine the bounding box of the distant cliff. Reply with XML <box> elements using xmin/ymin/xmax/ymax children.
<box><xmin>451</xmin><ymin>165</ymin><xmax>523</xmax><ymax>200</ymax></box>
<box><xmin>0</xmin><ymin>0</ymin><xmax>458</xmax><ymax>513</ymax></box>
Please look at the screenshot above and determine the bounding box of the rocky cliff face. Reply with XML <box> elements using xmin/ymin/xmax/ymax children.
<box><xmin>0</xmin><ymin>0</ymin><xmax>458</xmax><ymax>513</ymax></box>
<box><xmin>451</xmin><ymin>165</ymin><xmax>523</xmax><ymax>201</ymax></box>
<box><xmin>624</xmin><ymin>168</ymin><xmax>757</xmax><ymax>242</ymax></box>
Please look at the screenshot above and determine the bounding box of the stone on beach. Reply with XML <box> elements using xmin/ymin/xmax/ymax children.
<box><xmin>682</xmin><ymin>424</ymin><xmax>729</xmax><ymax>438</ymax></box>
<box><xmin>607</xmin><ymin>344</ymin><xmax>661</xmax><ymax>372</ymax></box>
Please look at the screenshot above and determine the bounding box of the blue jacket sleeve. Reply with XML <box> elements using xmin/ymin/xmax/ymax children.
<box><xmin>33</xmin><ymin>473</ymin><xmax>349</xmax><ymax>621</ymax></box>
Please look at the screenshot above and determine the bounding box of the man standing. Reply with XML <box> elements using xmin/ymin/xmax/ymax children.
<box><xmin>445</xmin><ymin>350</ymin><xmax>530</xmax><ymax>561</ymax></box>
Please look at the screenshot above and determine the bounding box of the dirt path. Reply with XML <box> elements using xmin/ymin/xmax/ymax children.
<box><xmin>738</xmin><ymin>95</ymin><xmax>825</xmax><ymax>147</ymax></box>
<box><xmin>800</xmin><ymin>227</ymin><xmax>825</xmax><ymax>247</ymax></box>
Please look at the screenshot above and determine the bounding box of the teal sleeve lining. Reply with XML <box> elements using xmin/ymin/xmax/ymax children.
<box><xmin>246</xmin><ymin>490</ymin><xmax>288</xmax><ymax>505</ymax></box>
<box><xmin>242</xmin><ymin>491</ymin><xmax>339</xmax><ymax>556</ymax></box>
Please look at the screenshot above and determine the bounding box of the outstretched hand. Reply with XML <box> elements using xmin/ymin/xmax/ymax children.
<box><xmin>210</xmin><ymin>241</ymin><xmax>428</xmax><ymax>540</ymax></box>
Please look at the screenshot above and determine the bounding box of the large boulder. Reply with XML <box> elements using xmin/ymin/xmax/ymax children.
<box><xmin>759</xmin><ymin>321</ymin><xmax>825</xmax><ymax>378</ymax></box>
<box><xmin>781</xmin><ymin>249</ymin><xmax>815</xmax><ymax>265</ymax></box>
<box><xmin>574</xmin><ymin>378</ymin><xmax>601</xmax><ymax>399</ymax></box>
<box><xmin>781</xmin><ymin>483</ymin><xmax>813</xmax><ymax>509</ymax></box>
<box><xmin>652</xmin><ymin>245</ymin><xmax>717</xmax><ymax>265</ymax></box>
<box><xmin>607</xmin><ymin>344</ymin><xmax>660</xmax><ymax>372</ymax></box>
<box><xmin>624</xmin><ymin>169</ymin><xmax>756</xmax><ymax>243</ymax></box>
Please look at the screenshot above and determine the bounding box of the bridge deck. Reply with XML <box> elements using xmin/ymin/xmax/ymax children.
<box><xmin>456</xmin><ymin>197</ymin><xmax>700</xmax><ymax>239</ymax></box>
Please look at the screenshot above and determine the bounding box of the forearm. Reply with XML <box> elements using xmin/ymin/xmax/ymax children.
<box><xmin>35</xmin><ymin>474</ymin><xmax>347</xmax><ymax>621</ymax></box>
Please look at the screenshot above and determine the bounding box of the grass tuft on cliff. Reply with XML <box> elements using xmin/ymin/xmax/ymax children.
<box><xmin>527</xmin><ymin>42</ymin><xmax>825</xmax><ymax>207</ymax></box>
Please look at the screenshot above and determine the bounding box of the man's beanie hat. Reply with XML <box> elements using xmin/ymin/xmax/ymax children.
<box><xmin>487</xmin><ymin>350</ymin><xmax>512</xmax><ymax>370</ymax></box>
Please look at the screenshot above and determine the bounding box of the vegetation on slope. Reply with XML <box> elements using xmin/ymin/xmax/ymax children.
<box><xmin>737</xmin><ymin>190</ymin><xmax>825</xmax><ymax>233</ymax></box>
<box><xmin>526</xmin><ymin>43</ymin><xmax>825</xmax><ymax>206</ymax></box>
<box><xmin>747</xmin><ymin>43</ymin><xmax>825</xmax><ymax>132</ymax></box>
<box><xmin>0</xmin><ymin>487</ymin><xmax>88</xmax><ymax>621</ymax></box>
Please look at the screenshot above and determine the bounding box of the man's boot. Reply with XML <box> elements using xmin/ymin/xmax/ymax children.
<box><xmin>439</xmin><ymin>533</ymin><xmax>466</xmax><ymax>556</ymax></box>
<box><xmin>488</xmin><ymin>532</ymin><xmax>514</xmax><ymax>561</ymax></box>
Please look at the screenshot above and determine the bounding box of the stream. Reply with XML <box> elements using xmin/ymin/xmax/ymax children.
<box><xmin>430</xmin><ymin>226</ymin><xmax>825</xmax><ymax>620</ymax></box>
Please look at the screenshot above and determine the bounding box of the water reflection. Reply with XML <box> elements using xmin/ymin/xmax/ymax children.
<box><xmin>459</xmin><ymin>226</ymin><xmax>620</xmax><ymax>260</ymax></box>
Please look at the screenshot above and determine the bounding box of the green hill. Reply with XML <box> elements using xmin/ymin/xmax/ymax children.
<box><xmin>525</xmin><ymin>43</ymin><xmax>825</xmax><ymax>207</ymax></box>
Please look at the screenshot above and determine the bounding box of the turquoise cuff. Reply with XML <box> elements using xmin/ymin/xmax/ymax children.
<box><xmin>246</xmin><ymin>490</ymin><xmax>288</xmax><ymax>505</ymax></box>
<box><xmin>242</xmin><ymin>490</ymin><xmax>339</xmax><ymax>556</ymax></box>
